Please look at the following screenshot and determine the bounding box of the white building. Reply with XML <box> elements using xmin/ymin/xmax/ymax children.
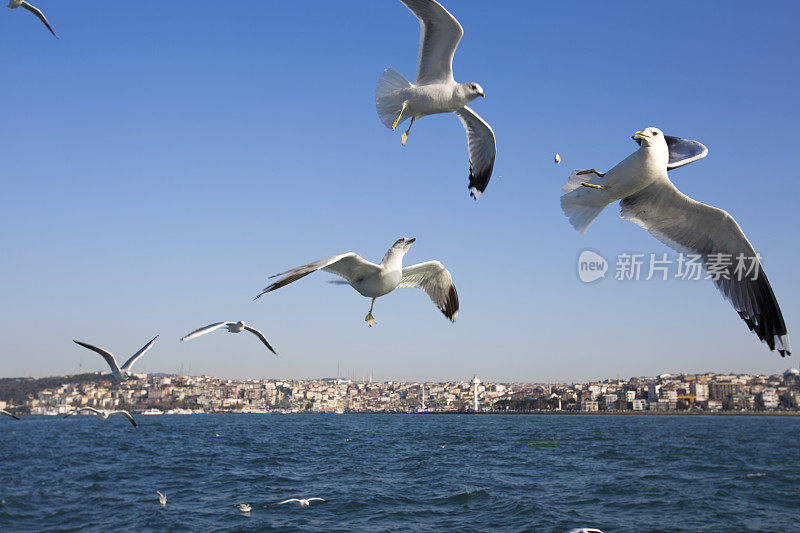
<box><xmin>581</xmin><ymin>400</ymin><xmax>598</xmax><ymax>412</ymax></box>
<box><xmin>632</xmin><ymin>399</ymin><xmax>647</xmax><ymax>411</ymax></box>
<box><xmin>691</xmin><ymin>382</ymin><xmax>709</xmax><ymax>402</ymax></box>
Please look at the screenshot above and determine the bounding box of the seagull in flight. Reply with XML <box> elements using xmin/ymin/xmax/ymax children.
<box><xmin>63</xmin><ymin>407</ymin><xmax>138</xmax><ymax>427</ymax></box>
<box><xmin>0</xmin><ymin>409</ymin><xmax>20</xmax><ymax>420</ymax></box>
<box><xmin>156</xmin><ymin>492</ymin><xmax>167</xmax><ymax>506</ymax></box>
<box><xmin>275</xmin><ymin>498</ymin><xmax>326</xmax><ymax>508</ymax></box>
<box><xmin>7</xmin><ymin>0</ymin><xmax>57</xmax><ymax>38</ymax></box>
<box><xmin>255</xmin><ymin>238</ymin><xmax>458</xmax><ymax>326</ymax></box>
<box><xmin>180</xmin><ymin>321</ymin><xmax>277</xmax><ymax>355</ymax></box>
<box><xmin>72</xmin><ymin>335</ymin><xmax>159</xmax><ymax>382</ymax></box>
<box><xmin>561</xmin><ymin>126</ymin><xmax>791</xmax><ymax>357</ymax></box>
<box><xmin>376</xmin><ymin>0</ymin><xmax>496</xmax><ymax>199</ymax></box>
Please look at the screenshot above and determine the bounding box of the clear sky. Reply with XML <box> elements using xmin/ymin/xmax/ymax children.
<box><xmin>1</xmin><ymin>1</ymin><xmax>798</xmax><ymax>383</ymax></box>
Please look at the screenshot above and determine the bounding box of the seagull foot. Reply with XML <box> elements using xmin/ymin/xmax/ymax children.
<box><xmin>581</xmin><ymin>182</ymin><xmax>609</xmax><ymax>190</ymax></box>
<box><xmin>576</xmin><ymin>169</ymin><xmax>605</xmax><ymax>177</ymax></box>
<box><xmin>365</xmin><ymin>312</ymin><xmax>377</xmax><ymax>326</ymax></box>
<box><xmin>401</xmin><ymin>132</ymin><xmax>409</xmax><ymax>145</ymax></box>
<box><xmin>391</xmin><ymin>102</ymin><xmax>408</xmax><ymax>131</ymax></box>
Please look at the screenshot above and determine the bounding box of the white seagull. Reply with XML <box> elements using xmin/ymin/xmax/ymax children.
<box><xmin>63</xmin><ymin>406</ymin><xmax>138</xmax><ymax>427</ymax></box>
<box><xmin>180</xmin><ymin>321</ymin><xmax>277</xmax><ymax>355</ymax></box>
<box><xmin>72</xmin><ymin>335</ymin><xmax>159</xmax><ymax>382</ymax></box>
<box><xmin>157</xmin><ymin>491</ymin><xmax>167</xmax><ymax>506</ymax></box>
<box><xmin>0</xmin><ymin>409</ymin><xmax>20</xmax><ymax>420</ymax></box>
<box><xmin>7</xmin><ymin>0</ymin><xmax>56</xmax><ymax>38</ymax></box>
<box><xmin>255</xmin><ymin>238</ymin><xmax>458</xmax><ymax>325</ymax></box>
<box><xmin>376</xmin><ymin>0</ymin><xmax>496</xmax><ymax>199</ymax></box>
<box><xmin>275</xmin><ymin>498</ymin><xmax>326</xmax><ymax>508</ymax></box>
<box><xmin>235</xmin><ymin>503</ymin><xmax>251</xmax><ymax>513</ymax></box>
<box><xmin>561</xmin><ymin>126</ymin><xmax>791</xmax><ymax>357</ymax></box>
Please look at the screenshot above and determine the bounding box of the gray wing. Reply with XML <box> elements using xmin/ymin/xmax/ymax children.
<box><xmin>665</xmin><ymin>136</ymin><xmax>708</xmax><ymax>170</ymax></box>
<box><xmin>398</xmin><ymin>261</ymin><xmax>459</xmax><ymax>321</ymax></box>
<box><xmin>20</xmin><ymin>1</ymin><xmax>57</xmax><ymax>38</ymax></box>
<box><xmin>400</xmin><ymin>0</ymin><xmax>463</xmax><ymax>85</ymax></box>
<box><xmin>307</xmin><ymin>498</ymin><xmax>326</xmax><ymax>502</ymax></box>
<box><xmin>255</xmin><ymin>253</ymin><xmax>380</xmax><ymax>298</ymax></box>
<box><xmin>620</xmin><ymin>177</ymin><xmax>790</xmax><ymax>356</ymax></box>
<box><xmin>0</xmin><ymin>410</ymin><xmax>20</xmax><ymax>420</ymax></box>
<box><xmin>121</xmin><ymin>335</ymin><xmax>159</xmax><ymax>371</ymax></box>
<box><xmin>73</xmin><ymin>340</ymin><xmax>121</xmax><ymax>374</ymax></box>
<box><xmin>181</xmin><ymin>322</ymin><xmax>233</xmax><ymax>341</ymax></box>
<box><xmin>243</xmin><ymin>325</ymin><xmax>278</xmax><ymax>356</ymax></box>
<box><xmin>455</xmin><ymin>106</ymin><xmax>496</xmax><ymax>199</ymax></box>
<box><xmin>111</xmin><ymin>410</ymin><xmax>138</xmax><ymax>428</ymax></box>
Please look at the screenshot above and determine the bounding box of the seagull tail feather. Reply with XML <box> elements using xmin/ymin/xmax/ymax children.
<box><xmin>560</xmin><ymin>189</ymin><xmax>610</xmax><ymax>235</ymax></box>
<box><xmin>375</xmin><ymin>68</ymin><xmax>412</xmax><ymax>129</ymax></box>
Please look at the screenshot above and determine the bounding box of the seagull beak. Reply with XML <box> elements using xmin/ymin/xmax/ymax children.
<box><xmin>408</xmin><ymin>237</ymin><xmax>416</xmax><ymax>243</ymax></box>
<box><xmin>632</xmin><ymin>130</ymin><xmax>650</xmax><ymax>140</ymax></box>
<box><xmin>479</xmin><ymin>91</ymin><xmax>485</xmax><ymax>97</ymax></box>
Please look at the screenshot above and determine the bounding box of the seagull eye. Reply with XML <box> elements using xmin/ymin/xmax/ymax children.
<box><xmin>652</xmin><ymin>131</ymin><xmax>659</xmax><ymax>136</ymax></box>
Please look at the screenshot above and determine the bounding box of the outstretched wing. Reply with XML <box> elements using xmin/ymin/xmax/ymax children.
<box><xmin>398</xmin><ymin>261</ymin><xmax>459</xmax><ymax>321</ymax></box>
<box><xmin>121</xmin><ymin>335</ymin><xmax>159</xmax><ymax>371</ymax></box>
<box><xmin>243</xmin><ymin>325</ymin><xmax>278</xmax><ymax>356</ymax></box>
<box><xmin>20</xmin><ymin>1</ymin><xmax>57</xmax><ymax>38</ymax></box>
<box><xmin>307</xmin><ymin>498</ymin><xmax>326</xmax><ymax>503</ymax></box>
<box><xmin>1</xmin><ymin>410</ymin><xmax>20</xmax><ymax>420</ymax></box>
<box><xmin>277</xmin><ymin>499</ymin><xmax>301</xmax><ymax>505</ymax></box>
<box><xmin>112</xmin><ymin>411</ymin><xmax>138</xmax><ymax>428</ymax></box>
<box><xmin>620</xmin><ymin>177</ymin><xmax>790</xmax><ymax>356</ymax></box>
<box><xmin>455</xmin><ymin>106</ymin><xmax>496</xmax><ymax>199</ymax></box>
<box><xmin>665</xmin><ymin>136</ymin><xmax>708</xmax><ymax>170</ymax></box>
<box><xmin>181</xmin><ymin>322</ymin><xmax>233</xmax><ymax>341</ymax></box>
<box><xmin>400</xmin><ymin>0</ymin><xmax>463</xmax><ymax>85</ymax></box>
<box><xmin>73</xmin><ymin>340</ymin><xmax>121</xmax><ymax>374</ymax></box>
<box><xmin>255</xmin><ymin>253</ymin><xmax>380</xmax><ymax>298</ymax></box>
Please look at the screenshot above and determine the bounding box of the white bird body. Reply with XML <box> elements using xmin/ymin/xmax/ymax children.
<box><xmin>157</xmin><ymin>491</ymin><xmax>167</xmax><ymax>506</ymax></box>
<box><xmin>181</xmin><ymin>321</ymin><xmax>277</xmax><ymax>355</ymax></box>
<box><xmin>72</xmin><ymin>335</ymin><xmax>159</xmax><ymax>382</ymax></box>
<box><xmin>256</xmin><ymin>238</ymin><xmax>459</xmax><ymax>325</ymax></box>
<box><xmin>236</xmin><ymin>503</ymin><xmax>251</xmax><ymax>513</ymax></box>
<box><xmin>276</xmin><ymin>498</ymin><xmax>325</xmax><ymax>508</ymax></box>
<box><xmin>391</xmin><ymin>82</ymin><xmax>474</xmax><ymax>118</ymax></box>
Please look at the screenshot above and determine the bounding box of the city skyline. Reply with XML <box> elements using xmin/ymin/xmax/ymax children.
<box><xmin>1</xmin><ymin>1</ymin><xmax>798</xmax><ymax>382</ymax></box>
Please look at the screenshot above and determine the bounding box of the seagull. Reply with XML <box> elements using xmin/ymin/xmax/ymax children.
<box><xmin>561</xmin><ymin>126</ymin><xmax>791</xmax><ymax>357</ymax></box>
<box><xmin>7</xmin><ymin>0</ymin><xmax>57</xmax><ymax>38</ymax></box>
<box><xmin>376</xmin><ymin>0</ymin><xmax>496</xmax><ymax>199</ymax></box>
<box><xmin>566</xmin><ymin>529</ymin><xmax>603</xmax><ymax>533</ymax></box>
<box><xmin>0</xmin><ymin>409</ymin><xmax>20</xmax><ymax>420</ymax></box>
<box><xmin>72</xmin><ymin>335</ymin><xmax>159</xmax><ymax>382</ymax></box>
<box><xmin>157</xmin><ymin>492</ymin><xmax>167</xmax><ymax>506</ymax></box>
<box><xmin>63</xmin><ymin>406</ymin><xmax>138</xmax><ymax>427</ymax></box>
<box><xmin>180</xmin><ymin>321</ymin><xmax>277</xmax><ymax>355</ymax></box>
<box><xmin>255</xmin><ymin>238</ymin><xmax>458</xmax><ymax>325</ymax></box>
<box><xmin>235</xmin><ymin>503</ymin><xmax>251</xmax><ymax>513</ymax></box>
<box><xmin>275</xmin><ymin>498</ymin><xmax>326</xmax><ymax>508</ymax></box>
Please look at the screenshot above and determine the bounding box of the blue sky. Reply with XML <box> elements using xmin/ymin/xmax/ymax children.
<box><xmin>1</xmin><ymin>1</ymin><xmax>798</xmax><ymax>382</ymax></box>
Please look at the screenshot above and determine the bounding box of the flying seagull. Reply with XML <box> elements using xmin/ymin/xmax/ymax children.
<box><xmin>236</xmin><ymin>503</ymin><xmax>251</xmax><ymax>513</ymax></box>
<box><xmin>7</xmin><ymin>0</ymin><xmax>57</xmax><ymax>38</ymax></box>
<box><xmin>255</xmin><ymin>238</ymin><xmax>458</xmax><ymax>326</ymax></box>
<box><xmin>63</xmin><ymin>407</ymin><xmax>138</xmax><ymax>427</ymax></box>
<box><xmin>275</xmin><ymin>498</ymin><xmax>326</xmax><ymax>508</ymax></box>
<box><xmin>560</xmin><ymin>126</ymin><xmax>791</xmax><ymax>357</ymax></box>
<box><xmin>0</xmin><ymin>409</ymin><xmax>20</xmax><ymax>420</ymax></box>
<box><xmin>72</xmin><ymin>335</ymin><xmax>159</xmax><ymax>382</ymax></box>
<box><xmin>157</xmin><ymin>492</ymin><xmax>167</xmax><ymax>506</ymax></box>
<box><xmin>180</xmin><ymin>321</ymin><xmax>277</xmax><ymax>355</ymax></box>
<box><xmin>376</xmin><ymin>0</ymin><xmax>496</xmax><ymax>199</ymax></box>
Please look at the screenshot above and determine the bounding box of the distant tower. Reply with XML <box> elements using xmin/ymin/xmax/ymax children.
<box><xmin>472</xmin><ymin>376</ymin><xmax>481</xmax><ymax>412</ymax></box>
<box><xmin>421</xmin><ymin>383</ymin><xmax>426</xmax><ymax>410</ymax></box>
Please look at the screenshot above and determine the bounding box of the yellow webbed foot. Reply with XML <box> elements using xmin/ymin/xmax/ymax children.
<box><xmin>576</xmin><ymin>169</ymin><xmax>606</xmax><ymax>177</ymax></box>
<box><xmin>581</xmin><ymin>182</ymin><xmax>609</xmax><ymax>190</ymax></box>
<box><xmin>365</xmin><ymin>312</ymin><xmax>377</xmax><ymax>326</ymax></box>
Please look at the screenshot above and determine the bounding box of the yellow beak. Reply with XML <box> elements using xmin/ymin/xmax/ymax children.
<box><xmin>633</xmin><ymin>130</ymin><xmax>649</xmax><ymax>139</ymax></box>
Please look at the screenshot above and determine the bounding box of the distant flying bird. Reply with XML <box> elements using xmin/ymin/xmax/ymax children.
<box><xmin>157</xmin><ymin>492</ymin><xmax>167</xmax><ymax>506</ymax></box>
<box><xmin>560</xmin><ymin>126</ymin><xmax>791</xmax><ymax>357</ymax></box>
<box><xmin>7</xmin><ymin>0</ymin><xmax>57</xmax><ymax>38</ymax></box>
<box><xmin>255</xmin><ymin>238</ymin><xmax>458</xmax><ymax>326</ymax></box>
<box><xmin>236</xmin><ymin>503</ymin><xmax>251</xmax><ymax>513</ymax></box>
<box><xmin>63</xmin><ymin>407</ymin><xmax>138</xmax><ymax>427</ymax></box>
<box><xmin>566</xmin><ymin>529</ymin><xmax>603</xmax><ymax>533</ymax></box>
<box><xmin>0</xmin><ymin>409</ymin><xmax>20</xmax><ymax>420</ymax></box>
<box><xmin>180</xmin><ymin>321</ymin><xmax>277</xmax><ymax>355</ymax></box>
<box><xmin>376</xmin><ymin>0</ymin><xmax>496</xmax><ymax>199</ymax></box>
<box><xmin>72</xmin><ymin>335</ymin><xmax>159</xmax><ymax>382</ymax></box>
<box><xmin>275</xmin><ymin>498</ymin><xmax>326</xmax><ymax>508</ymax></box>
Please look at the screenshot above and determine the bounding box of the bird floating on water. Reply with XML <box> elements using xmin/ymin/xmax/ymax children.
<box><xmin>7</xmin><ymin>0</ymin><xmax>57</xmax><ymax>37</ymax></box>
<box><xmin>181</xmin><ymin>321</ymin><xmax>277</xmax><ymax>355</ymax></box>
<box><xmin>255</xmin><ymin>238</ymin><xmax>458</xmax><ymax>325</ymax></box>
<box><xmin>560</xmin><ymin>126</ymin><xmax>790</xmax><ymax>357</ymax></box>
<box><xmin>276</xmin><ymin>498</ymin><xmax>326</xmax><ymax>508</ymax></box>
<box><xmin>236</xmin><ymin>503</ymin><xmax>251</xmax><ymax>513</ymax></box>
<box><xmin>0</xmin><ymin>409</ymin><xmax>20</xmax><ymax>420</ymax></box>
<box><xmin>376</xmin><ymin>0</ymin><xmax>496</xmax><ymax>199</ymax></box>
<box><xmin>63</xmin><ymin>406</ymin><xmax>138</xmax><ymax>427</ymax></box>
<box><xmin>157</xmin><ymin>491</ymin><xmax>167</xmax><ymax>506</ymax></box>
<box><xmin>72</xmin><ymin>335</ymin><xmax>159</xmax><ymax>382</ymax></box>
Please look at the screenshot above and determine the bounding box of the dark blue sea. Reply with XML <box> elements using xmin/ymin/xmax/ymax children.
<box><xmin>1</xmin><ymin>414</ymin><xmax>798</xmax><ymax>532</ymax></box>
